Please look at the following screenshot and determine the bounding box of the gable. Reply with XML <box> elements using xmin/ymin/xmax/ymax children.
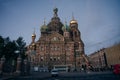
<box><xmin>49</xmin><ymin>32</ymin><xmax>64</xmax><ymax>41</ymax></box>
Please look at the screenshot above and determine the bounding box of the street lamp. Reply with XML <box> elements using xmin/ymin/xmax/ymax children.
<box><xmin>14</xmin><ymin>50</ymin><xmax>22</xmax><ymax>75</ymax></box>
<box><xmin>15</xmin><ymin>50</ymin><xmax>20</xmax><ymax>54</ymax></box>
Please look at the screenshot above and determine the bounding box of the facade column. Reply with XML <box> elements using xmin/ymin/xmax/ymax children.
<box><xmin>74</xmin><ymin>49</ymin><xmax>77</xmax><ymax>71</ymax></box>
<box><xmin>0</xmin><ymin>56</ymin><xmax>5</xmax><ymax>74</ymax></box>
<box><xmin>24</xmin><ymin>59</ymin><xmax>27</xmax><ymax>74</ymax></box>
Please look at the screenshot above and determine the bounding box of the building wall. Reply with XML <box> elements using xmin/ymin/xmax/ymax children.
<box><xmin>89</xmin><ymin>43</ymin><xmax>120</xmax><ymax>69</ymax></box>
<box><xmin>105</xmin><ymin>43</ymin><xmax>120</xmax><ymax>67</ymax></box>
<box><xmin>26</xmin><ymin>8</ymin><xmax>88</xmax><ymax>70</ymax></box>
<box><xmin>89</xmin><ymin>49</ymin><xmax>107</xmax><ymax>68</ymax></box>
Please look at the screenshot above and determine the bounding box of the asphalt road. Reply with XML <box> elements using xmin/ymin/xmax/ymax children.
<box><xmin>2</xmin><ymin>71</ymin><xmax>120</xmax><ymax>80</ymax></box>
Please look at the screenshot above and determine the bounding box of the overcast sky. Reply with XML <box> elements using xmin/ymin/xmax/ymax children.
<box><xmin>0</xmin><ymin>0</ymin><xmax>120</xmax><ymax>55</ymax></box>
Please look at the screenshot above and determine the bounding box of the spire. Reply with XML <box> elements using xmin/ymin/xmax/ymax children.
<box><xmin>44</xmin><ymin>17</ymin><xmax>46</xmax><ymax>25</ymax></box>
<box><xmin>63</xmin><ymin>19</ymin><xmax>70</xmax><ymax>38</ymax></box>
<box><xmin>32</xmin><ymin>28</ymin><xmax>36</xmax><ymax>37</ymax></box>
<box><xmin>62</xmin><ymin>18</ymin><xmax>70</xmax><ymax>32</ymax></box>
<box><xmin>33</xmin><ymin>28</ymin><xmax>35</xmax><ymax>35</ymax></box>
<box><xmin>72</xmin><ymin>12</ymin><xmax>75</xmax><ymax>20</ymax></box>
<box><xmin>65</xmin><ymin>18</ymin><xmax>67</xmax><ymax>24</ymax></box>
<box><xmin>65</xmin><ymin>19</ymin><xmax>67</xmax><ymax>31</ymax></box>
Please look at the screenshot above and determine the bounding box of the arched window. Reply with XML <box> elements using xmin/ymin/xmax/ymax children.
<box><xmin>54</xmin><ymin>57</ymin><xmax>56</xmax><ymax>61</ymax></box>
<box><xmin>50</xmin><ymin>57</ymin><xmax>53</xmax><ymax>61</ymax></box>
<box><xmin>41</xmin><ymin>57</ymin><xmax>44</xmax><ymax>61</ymax></box>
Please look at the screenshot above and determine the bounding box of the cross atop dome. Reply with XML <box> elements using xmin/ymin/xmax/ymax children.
<box><xmin>53</xmin><ymin>7</ymin><xmax>58</xmax><ymax>17</ymax></box>
<box><xmin>70</xmin><ymin>13</ymin><xmax>78</xmax><ymax>24</ymax></box>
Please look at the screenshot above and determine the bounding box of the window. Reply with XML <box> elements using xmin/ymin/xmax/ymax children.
<box><xmin>58</xmin><ymin>57</ymin><xmax>60</xmax><ymax>60</ymax></box>
<box><xmin>54</xmin><ymin>57</ymin><xmax>56</xmax><ymax>61</ymax></box>
<box><xmin>55</xmin><ymin>47</ymin><xmax>57</xmax><ymax>51</ymax></box>
<box><xmin>41</xmin><ymin>57</ymin><xmax>44</xmax><ymax>61</ymax></box>
<box><xmin>50</xmin><ymin>57</ymin><xmax>53</xmax><ymax>61</ymax></box>
<box><xmin>54</xmin><ymin>37</ymin><xmax>57</xmax><ymax>41</ymax></box>
<box><xmin>67</xmin><ymin>57</ymin><xmax>70</xmax><ymax>60</ymax></box>
<box><xmin>52</xmin><ymin>37</ymin><xmax>60</xmax><ymax>41</ymax></box>
<box><xmin>51</xmin><ymin>47</ymin><xmax>53</xmax><ymax>50</ymax></box>
<box><xmin>41</xmin><ymin>59</ymin><xmax>43</xmax><ymax>61</ymax></box>
<box><xmin>57</xmin><ymin>47</ymin><xmax>60</xmax><ymax>50</ymax></box>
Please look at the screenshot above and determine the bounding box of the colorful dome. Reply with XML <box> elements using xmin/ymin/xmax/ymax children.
<box><xmin>47</xmin><ymin>8</ymin><xmax>63</xmax><ymax>35</ymax></box>
<box><xmin>40</xmin><ymin>24</ymin><xmax>48</xmax><ymax>32</ymax></box>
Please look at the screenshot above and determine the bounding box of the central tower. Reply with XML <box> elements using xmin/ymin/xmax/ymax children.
<box><xmin>47</xmin><ymin>8</ymin><xmax>63</xmax><ymax>35</ymax></box>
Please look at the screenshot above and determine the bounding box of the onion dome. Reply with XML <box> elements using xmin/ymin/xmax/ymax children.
<box><xmin>40</xmin><ymin>24</ymin><xmax>48</xmax><ymax>32</ymax></box>
<box><xmin>70</xmin><ymin>13</ymin><xmax>78</xmax><ymax>24</ymax></box>
<box><xmin>70</xmin><ymin>20</ymin><xmax>77</xmax><ymax>24</ymax></box>
<box><xmin>32</xmin><ymin>34</ymin><xmax>35</xmax><ymax>38</ymax></box>
<box><xmin>47</xmin><ymin>8</ymin><xmax>63</xmax><ymax>35</ymax></box>
<box><xmin>40</xmin><ymin>19</ymin><xmax>48</xmax><ymax>32</ymax></box>
<box><xmin>32</xmin><ymin>33</ymin><xmax>36</xmax><ymax>37</ymax></box>
<box><xmin>32</xmin><ymin>28</ymin><xmax>36</xmax><ymax>38</ymax></box>
<box><xmin>31</xmin><ymin>28</ymin><xmax>36</xmax><ymax>43</ymax></box>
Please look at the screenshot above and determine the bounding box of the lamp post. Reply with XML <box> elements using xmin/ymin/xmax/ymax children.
<box><xmin>15</xmin><ymin>50</ymin><xmax>21</xmax><ymax>75</ymax></box>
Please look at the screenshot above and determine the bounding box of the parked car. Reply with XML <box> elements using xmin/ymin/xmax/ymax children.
<box><xmin>113</xmin><ymin>64</ymin><xmax>120</xmax><ymax>74</ymax></box>
<box><xmin>51</xmin><ymin>69</ymin><xmax>59</xmax><ymax>77</ymax></box>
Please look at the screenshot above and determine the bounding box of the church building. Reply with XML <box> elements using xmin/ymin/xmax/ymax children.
<box><xmin>27</xmin><ymin>8</ymin><xmax>88</xmax><ymax>71</ymax></box>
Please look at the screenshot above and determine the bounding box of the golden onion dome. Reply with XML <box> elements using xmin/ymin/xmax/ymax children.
<box><xmin>70</xmin><ymin>20</ymin><xmax>77</xmax><ymax>24</ymax></box>
<box><xmin>32</xmin><ymin>33</ymin><xmax>36</xmax><ymax>37</ymax></box>
<box><xmin>70</xmin><ymin>13</ymin><xmax>78</xmax><ymax>24</ymax></box>
<box><xmin>32</xmin><ymin>28</ymin><xmax>36</xmax><ymax>37</ymax></box>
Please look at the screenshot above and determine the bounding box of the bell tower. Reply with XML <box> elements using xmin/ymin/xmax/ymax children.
<box><xmin>70</xmin><ymin>15</ymin><xmax>80</xmax><ymax>42</ymax></box>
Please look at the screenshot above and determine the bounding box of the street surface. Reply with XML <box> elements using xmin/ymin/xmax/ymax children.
<box><xmin>1</xmin><ymin>71</ymin><xmax>120</xmax><ymax>80</ymax></box>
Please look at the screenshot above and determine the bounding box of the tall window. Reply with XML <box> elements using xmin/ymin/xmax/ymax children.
<box><xmin>41</xmin><ymin>57</ymin><xmax>44</xmax><ymax>61</ymax></box>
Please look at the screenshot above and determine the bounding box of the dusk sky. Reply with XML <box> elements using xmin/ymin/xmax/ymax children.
<box><xmin>0</xmin><ymin>0</ymin><xmax>120</xmax><ymax>55</ymax></box>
